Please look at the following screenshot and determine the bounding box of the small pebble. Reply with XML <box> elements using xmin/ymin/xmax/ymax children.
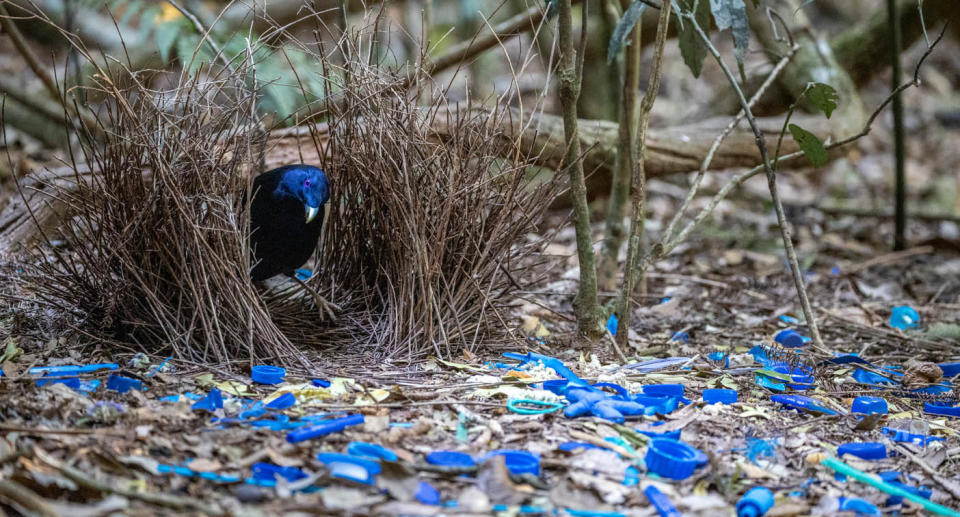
<box><xmin>233</xmin><ymin>483</ymin><xmax>271</xmax><ymax>503</ymax></box>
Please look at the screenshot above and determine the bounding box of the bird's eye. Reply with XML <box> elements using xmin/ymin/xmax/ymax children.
<box><xmin>304</xmin><ymin>179</ymin><xmax>311</xmax><ymax>187</ymax></box>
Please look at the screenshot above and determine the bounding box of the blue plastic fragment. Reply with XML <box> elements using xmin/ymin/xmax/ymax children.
<box><xmin>425</xmin><ymin>451</ymin><xmax>475</xmax><ymax>468</ymax></box>
<box><xmin>147</xmin><ymin>356</ymin><xmax>172</xmax><ymax>378</ymax></box>
<box><xmin>706</xmin><ymin>351</ymin><xmax>729</xmax><ymax>368</ymax></box>
<box><xmin>311</xmin><ymin>378</ymin><xmax>331</xmax><ymax>388</ymax></box>
<box><xmin>774</xmin><ymin>329</ymin><xmax>806</xmax><ymax>348</ymax></box>
<box><xmin>643</xmin><ymin>384</ymin><xmax>684</xmax><ymax>398</ymax></box>
<box><xmin>853</xmin><ymin>367</ymin><xmax>900</xmax><ymax>386</ymax></box>
<box><xmin>770</xmin><ymin>394</ymin><xmax>838</xmax><ymax>415</ymax></box>
<box><xmin>923</xmin><ymin>402</ymin><xmax>960</xmax><ymax>418</ymax></box>
<box><xmin>502</xmin><ymin>352</ymin><xmax>593</xmax><ymax>389</ymax></box>
<box><xmin>837</xmin><ymin>496</ymin><xmax>881</xmax><ymax>516</ymax></box>
<box><xmin>644</xmin><ymin>439</ymin><xmax>708</xmax><ymax>480</ymax></box>
<box><xmin>286</xmin><ymin>414</ymin><xmax>364</xmax><ymax>443</ymax></box>
<box><xmin>347</xmin><ymin>441</ymin><xmax>398</xmax><ymax>462</ymax></box>
<box><xmin>881</xmin><ymin>427</ymin><xmax>945</xmax><ymax>446</ymax></box>
<box><xmin>251</xmin><ymin>462</ymin><xmax>308</xmax><ymax>483</ymax></box>
<box><xmin>558</xmin><ymin>441</ymin><xmax>603</xmax><ymax>452</ymax></box>
<box><xmin>239</xmin><ymin>401</ymin><xmax>266</xmax><ymax>419</ymax></box>
<box><xmin>37</xmin><ymin>376</ymin><xmax>80</xmax><ymax>389</ymax></box>
<box><xmin>30</xmin><ymin>363</ymin><xmax>119</xmax><ymax>376</ymax></box>
<box><xmin>251</xmin><ymin>365</ymin><xmax>286</xmax><ymax>385</ymax></box>
<box><xmin>160</xmin><ymin>395</ymin><xmax>180</xmax><ymax>403</ymax></box>
<box><xmin>389</xmin><ymin>422</ymin><xmax>413</xmax><ymax>428</ymax></box>
<box><xmin>885</xmin><ymin>481</ymin><xmax>932</xmax><ymax>506</ymax></box>
<box><xmin>851</xmin><ymin>396</ymin><xmax>888</xmax><ymax>415</ymax></box>
<box><xmin>778</xmin><ymin>314</ymin><xmax>800</xmax><ymax>325</ymax></box>
<box><xmin>889</xmin><ymin>305</ymin><xmax>920</xmax><ymax>330</ymax></box>
<box><xmin>265</xmin><ymin>393</ymin><xmax>296</xmax><ymax>410</ymax></box>
<box><xmin>566</xmin><ymin>510</ymin><xmax>625</xmax><ymax>517</ymax></box>
<box><xmin>736</xmin><ymin>487</ymin><xmax>774</xmax><ymax>517</ymax></box>
<box><xmin>703</xmin><ymin>388</ymin><xmax>738</xmax><ymax>405</ymax></box>
<box><xmin>636</xmin><ymin>424</ymin><xmax>682</xmax><ymax>441</ymax></box>
<box><xmin>191</xmin><ymin>388</ymin><xmax>223</xmax><ymax>412</ymax></box>
<box><xmin>644</xmin><ymin>485</ymin><xmax>682</xmax><ymax>517</ymax></box>
<box><xmin>670</xmin><ymin>331</ymin><xmax>690</xmax><ymax>343</ymax></box>
<box><xmin>106</xmin><ymin>374</ymin><xmax>142</xmax><ymax>393</ymax></box>
<box><xmin>479</xmin><ymin>450</ymin><xmax>540</xmax><ymax>476</ymax></box>
<box><xmin>607</xmin><ymin>314</ymin><xmax>618</xmax><ymax>336</ymax></box>
<box><xmin>415</xmin><ymin>481</ymin><xmax>441</xmax><ymax>505</ymax></box>
<box><xmin>772</xmin><ymin>365</ymin><xmax>815</xmax><ymax>390</ymax></box>
<box><xmin>592</xmin><ymin>382</ymin><xmax>630</xmax><ymax>398</ymax></box>
<box><xmin>822</xmin><ymin>354</ymin><xmax>872</xmax><ymax>366</ymax></box>
<box><xmin>294</xmin><ymin>268</ymin><xmax>313</xmax><ymax>281</ymax></box>
<box><xmin>745</xmin><ymin>438</ymin><xmax>778</xmax><ymax>465</ymax></box>
<box><xmin>315</xmin><ymin>452</ymin><xmax>380</xmax><ymax>484</ymax></box>
<box><xmin>837</xmin><ymin>442</ymin><xmax>886</xmax><ymax>460</ymax></box>
<box><xmin>623</xmin><ymin>466</ymin><xmax>639</xmax><ymax>487</ymax></box>
<box><xmin>940</xmin><ymin>363</ymin><xmax>960</xmax><ymax>378</ymax></box>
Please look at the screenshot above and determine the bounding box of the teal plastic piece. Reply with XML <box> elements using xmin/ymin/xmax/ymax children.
<box><xmin>507</xmin><ymin>398</ymin><xmax>564</xmax><ymax>415</ymax></box>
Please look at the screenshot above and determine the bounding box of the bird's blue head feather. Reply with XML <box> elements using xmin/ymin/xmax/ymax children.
<box><xmin>274</xmin><ymin>165</ymin><xmax>330</xmax><ymax>208</ymax></box>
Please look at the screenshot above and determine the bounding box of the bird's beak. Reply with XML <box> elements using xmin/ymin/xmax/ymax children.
<box><xmin>305</xmin><ymin>205</ymin><xmax>319</xmax><ymax>223</ymax></box>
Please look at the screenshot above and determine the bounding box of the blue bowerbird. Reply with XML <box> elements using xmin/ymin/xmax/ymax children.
<box><xmin>250</xmin><ymin>164</ymin><xmax>338</xmax><ymax>319</ymax></box>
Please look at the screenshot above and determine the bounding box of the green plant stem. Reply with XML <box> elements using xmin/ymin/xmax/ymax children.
<box><xmin>599</xmin><ymin>0</ymin><xmax>641</xmax><ymax>293</ymax></box>
<box><xmin>556</xmin><ymin>0</ymin><xmax>604</xmax><ymax>339</ymax></box>
<box><xmin>684</xmin><ymin>11</ymin><xmax>826</xmax><ymax>352</ymax></box>
<box><xmin>888</xmin><ymin>0</ymin><xmax>906</xmax><ymax>251</ymax></box>
<box><xmin>616</xmin><ymin>0</ymin><xmax>671</xmax><ymax>349</ymax></box>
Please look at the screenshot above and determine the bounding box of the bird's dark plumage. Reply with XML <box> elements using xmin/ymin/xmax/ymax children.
<box><xmin>250</xmin><ymin>164</ymin><xmax>330</xmax><ymax>282</ymax></box>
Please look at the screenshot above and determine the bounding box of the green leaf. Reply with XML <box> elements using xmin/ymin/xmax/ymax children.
<box><xmin>607</xmin><ymin>2</ymin><xmax>646</xmax><ymax>64</ymax></box>
<box><xmin>710</xmin><ymin>0</ymin><xmax>750</xmax><ymax>67</ymax></box>
<box><xmin>804</xmin><ymin>82</ymin><xmax>839</xmax><ymax>119</ymax></box>
<box><xmin>155</xmin><ymin>21</ymin><xmax>184</xmax><ymax>62</ymax></box>
<box><xmin>676</xmin><ymin>0</ymin><xmax>711</xmax><ymax>78</ymax></box>
<box><xmin>788</xmin><ymin>124</ymin><xmax>828</xmax><ymax>167</ymax></box>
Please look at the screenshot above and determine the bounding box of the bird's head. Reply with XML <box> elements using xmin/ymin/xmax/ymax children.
<box><xmin>275</xmin><ymin>165</ymin><xmax>330</xmax><ymax>223</ymax></box>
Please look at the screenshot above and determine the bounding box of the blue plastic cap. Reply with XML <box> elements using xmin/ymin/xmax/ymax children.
<box><xmin>736</xmin><ymin>487</ymin><xmax>774</xmax><ymax>517</ymax></box>
<box><xmin>106</xmin><ymin>374</ymin><xmax>142</xmax><ymax>393</ymax></box>
<box><xmin>251</xmin><ymin>365</ymin><xmax>286</xmax><ymax>385</ymax></box>
<box><xmin>890</xmin><ymin>306</ymin><xmax>920</xmax><ymax>330</ymax></box>
<box><xmin>703</xmin><ymin>388</ymin><xmax>738</xmax><ymax>405</ymax></box>
<box><xmin>265</xmin><ymin>392</ymin><xmax>296</xmax><ymax>410</ymax></box>
<box><xmin>425</xmin><ymin>451</ymin><xmax>476</xmax><ymax>468</ymax></box>
<box><xmin>837</xmin><ymin>442</ymin><xmax>887</xmax><ymax>460</ymax></box>
<box><xmin>479</xmin><ymin>450</ymin><xmax>540</xmax><ymax>476</ymax></box>
<box><xmin>774</xmin><ymin>329</ymin><xmax>805</xmax><ymax>348</ymax></box>
<box><xmin>851</xmin><ymin>396</ymin><xmax>888</xmax><ymax>415</ymax></box>
<box><xmin>347</xmin><ymin>441</ymin><xmax>398</xmax><ymax>462</ymax></box>
<box><xmin>644</xmin><ymin>439</ymin><xmax>708</xmax><ymax>480</ymax></box>
<box><xmin>316</xmin><ymin>453</ymin><xmax>380</xmax><ymax>484</ymax></box>
<box><xmin>415</xmin><ymin>481</ymin><xmax>441</xmax><ymax>505</ymax></box>
<box><xmin>643</xmin><ymin>384</ymin><xmax>685</xmax><ymax>398</ymax></box>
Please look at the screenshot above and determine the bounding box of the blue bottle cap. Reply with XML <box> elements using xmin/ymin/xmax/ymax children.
<box><xmin>251</xmin><ymin>365</ymin><xmax>286</xmax><ymax>385</ymax></box>
<box><xmin>425</xmin><ymin>451</ymin><xmax>476</xmax><ymax>468</ymax></box>
<box><xmin>924</xmin><ymin>401</ymin><xmax>960</xmax><ymax>418</ymax></box>
<box><xmin>774</xmin><ymin>329</ymin><xmax>805</xmax><ymax>348</ymax></box>
<box><xmin>703</xmin><ymin>388</ymin><xmax>738</xmax><ymax>405</ymax></box>
<box><xmin>851</xmin><ymin>396</ymin><xmax>888</xmax><ymax>415</ymax></box>
<box><xmin>889</xmin><ymin>306</ymin><xmax>920</xmax><ymax>330</ymax></box>
<box><xmin>415</xmin><ymin>481</ymin><xmax>441</xmax><ymax>505</ymax></box>
<box><xmin>265</xmin><ymin>392</ymin><xmax>296</xmax><ymax>410</ymax></box>
<box><xmin>736</xmin><ymin>487</ymin><xmax>774</xmax><ymax>517</ymax></box>
<box><xmin>347</xmin><ymin>441</ymin><xmax>398</xmax><ymax>462</ymax></box>
<box><xmin>644</xmin><ymin>439</ymin><xmax>708</xmax><ymax>480</ymax></box>
<box><xmin>106</xmin><ymin>374</ymin><xmax>142</xmax><ymax>393</ymax></box>
<box><xmin>643</xmin><ymin>384</ymin><xmax>685</xmax><ymax>398</ymax></box>
<box><xmin>837</xmin><ymin>442</ymin><xmax>887</xmax><ymax>460</ymax></box>
<box><xmin>316</xmin><ymin>453</ymin><xmax>380</xmax><ymax>484</ymax></box>
<box><xmin>479</xmin><ymin>450</ymin><xmax>540</xmax><ymax>476</ymax></box>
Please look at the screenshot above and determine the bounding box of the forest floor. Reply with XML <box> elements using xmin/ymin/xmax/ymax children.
<box><xmin>1</xmin><ymin>186</ymin><xmax>959</xmax><ymax>515</ymax></box>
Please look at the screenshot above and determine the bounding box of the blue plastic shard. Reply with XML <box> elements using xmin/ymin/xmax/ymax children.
<box><xmin>286</xmin><ymin>414</ymin><xmax>364</xmax><ymax>443</ymax></box>
<box><xmin>889</xmin><ymin>306</ymin><xmax>920</xmax><ymax>331</ymax></box>
<box><xmin>191</xmin><ymin>388</ymin><xmax>223</xmax><ymax>412</ymax></box>
<box><xmin>251</xmin><ymin>462</ymin><xmax>308</xmax><ymax>483</ymax></box>
<box><xmin>621</xmin><ymin>357</ymin><xmax>691</xmax><ymax>373</ymax></box>
<box><xmin>770</xmin><ymin>394</ymin><xmax>838</xmax><ymax>415</ymax></box>
<box><xmin>347</xmin><ymin>441</ymin><xmax>398</xmax><ymax>462</ymax></box>
<box><xmin>502</xmin><ymin>352</ymin><xmax>593</xmax><ymax>389</ymax></box>
<box><xmin>106</xmin><ymin>374</ymin><xmax>142</xmax><ymax>393</ymax></box>
<box><xmin>606</xmin><ymin>314</ymin><xmax>618</xmax><ymax>336</ymax></box>
<box><xmin>316</xmin><ymin>453</ymin><xmax>380</xmax><ymax>484</ymax></box>
<box><xmin>265</xmin><ymin>393</ymin><xmax>296</xmax><ymax>410</ymax></box>
<box><xmin>479</xmin><ymin>450</ymin><xmax>540</xmax><ymax>476</ymax></box>
<box><xmin>415</xmin><ymin>480</ymin><xmax>441</xmax><ymax>505</ymax></box>
<box><xmin>670</xmin><ymin>331</ymin><xmax>690</xmax><ymax>343</ymax></box>
<box><xmin>294</xmin><ymin>268</ymin><xmax>313</xmax><ymax>281</ymax></box>
<box><xmin>644</xmin><ymin>485</ymin><xmax>682</xmax><ymax>517</ymax></box>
